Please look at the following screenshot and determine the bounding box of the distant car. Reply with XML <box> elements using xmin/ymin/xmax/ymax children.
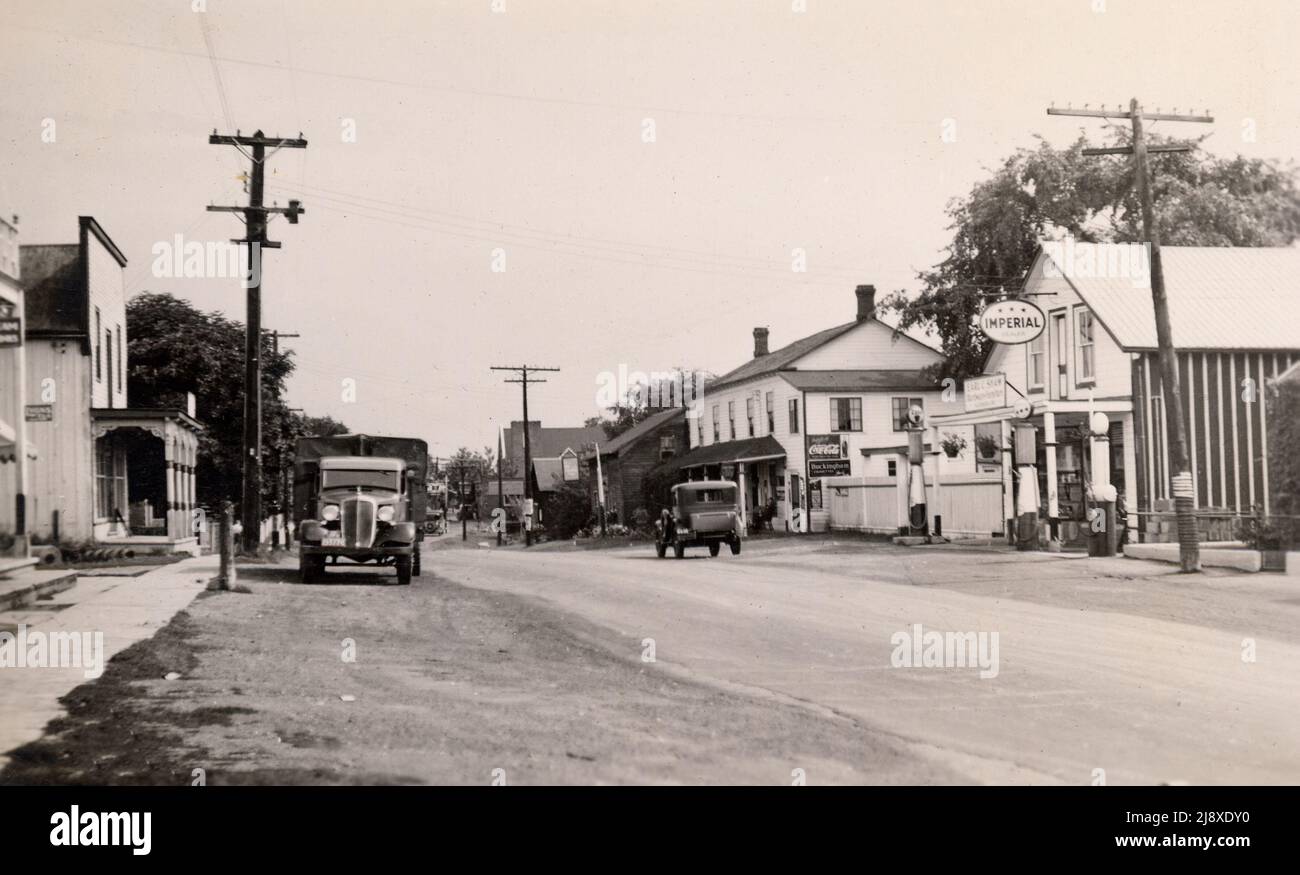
<box><xmin>655</xmin><ymin>481</ymin><xmax>743</xmax><ymax>559</ymax></box>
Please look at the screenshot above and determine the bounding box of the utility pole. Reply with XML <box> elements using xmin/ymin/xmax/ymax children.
<box><xmin>492</xmin><ymin>365</ymin><xmax>560</xmax><ymax>546</ymax></box>
<box><xmin>1047</xmin><ymin>99</ymin><xmax>1211</xmax><ymax>572</ymax></box>
<box><xmin>266</xmin><ymin>329</ymin><xmax>301</xmax><ymax>357</ymax></box>
<box><xmin>208</xmin><ymin>129</ymin><xmax>307</xmax><ymax>553</ymax></box>
<box><xmin>497</xmin><ymin>426</ymin><xmax>505</xmax><ymax>547</ymax></box>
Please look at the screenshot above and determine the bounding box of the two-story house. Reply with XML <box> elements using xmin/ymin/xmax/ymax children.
<box><xmin>934</xmin><ymin>244</ymin><xmax>1300</xmax><ymax>548</ymax></box>
<box><xmin>666</xmin><ymin>285</ymin><xmax>978</xmax><ymax>533</ymax></box>
<box><xmin>19</xmin><ymin>216</ymin><xmax>203</xmax><ymax>553</ymax></box>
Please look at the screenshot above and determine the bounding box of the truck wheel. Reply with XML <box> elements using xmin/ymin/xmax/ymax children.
<box><xmin>395</xmin><ymin>556</ymin><xmax>412</xmax><ymax>585</ymax></box>
<box><xmin>729</xmin><ymin>537</ymin><xmax>741</xmax><ymax>556</ymax></box>
<box><xmin>708</xmin><ymin>542</ymin><xmax>721</xmax><ymax>557</ymax></box>
<box><xmin>412</xmin><ymin>545</ymin><xmax>422</xmax><ymax>577</ymax></box>
<box><xmin>655</xmin><ymin>540</ymin><xmax>667</xmax><ymax>558</ymax></box>
<box><xmin>673</xmin><ymin>542</ymin><xmax>686</xmax><ymax>559</ymax></box>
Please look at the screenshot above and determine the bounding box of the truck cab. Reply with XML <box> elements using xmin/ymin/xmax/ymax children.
<box><xmin>294</xmin><ymin>435</ymin><xmax>428</xmax><ymax>584</ymax></box>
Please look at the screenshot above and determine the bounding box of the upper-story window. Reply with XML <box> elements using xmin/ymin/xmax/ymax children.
<box><xmin>788</xmin><ymin>398</ymin><xmax>799</xmax><ymax>434</ymax></box>
<box><xmin>1027</xmin><ymin>329</ymin><xmax>1046</xmax><ymax>391</ymax></box>
<box><xmin>728</xmin><ymin>401</ymin><xmax>736</xmax><ymax>440</ymax></box>
<box><xmin>765</xmin><ymin>391</ymin><xmax>774</xmax><ymax>433</ymax></box>
<box><xmin>831</xmin><ymin>397</ymin><xmax>862</xmax><ymax>432</ymax></box>
<box><xmin>1076</xmin><ymin>307</ymin><xmax>1096</xmax><ymax>383</ymax></box>
<box><xmin>712</xmin><ymin>405</ymin><xmax>720</xmax><ymax>442</ymax></box>
<box><xmin>745</xmin><ymin>397</ymin><xmax>755</xmax><ymax>437</ymax></box>
<box><xmin>659</xmin><ymin>434</ymin><xmax>676</xmax><ymax>461</ymax></box>
<box><xmin>117</xmin><ymin>325</ymin><xmax>124</xmax><ymax>392</ymax></box>
<box><xmin>696</xmin><ymin>415</ymin><xmax>704</xmax><ymax>447</ymax></box>
<box><xmin>94</xmin><ymin>307</ymin><xmax>102</xmax><ymax>382</ymax></box>
<box><xmin>891</xmin><ymin>397</ymin><xmax>924</xmax><ymax>431</ymax></box>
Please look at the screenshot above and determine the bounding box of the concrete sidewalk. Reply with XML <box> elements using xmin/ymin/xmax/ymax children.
<box><xmin>0</xmin><ymin>554</ymin><xmax>216</xmax><ymax>771</ymax></box>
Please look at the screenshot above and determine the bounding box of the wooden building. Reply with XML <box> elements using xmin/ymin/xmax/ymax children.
<box><xmin>19</xmin><ymin>217</ymin><xmax>203</xmax><ymax>553</ymax></box>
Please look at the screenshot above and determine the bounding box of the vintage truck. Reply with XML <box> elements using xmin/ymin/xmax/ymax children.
<box><xmin>293</xmin><ymin>434</ymin><xmax>428</xmax><ymax>584</ymax></box>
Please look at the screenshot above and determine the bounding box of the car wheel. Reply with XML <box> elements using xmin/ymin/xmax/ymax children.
<box><xmin>395</xmin><ymin>556</ymin><xmax>412</xmax><ymax>585</ymax></box>
<box><xmin>412</xmin><ymin>545</ymin><xmax>422</xmax><ymax>577</ymax></box>
<box><xmin>729</xmin><ymin>537</ymin><xmax>741</xmax><ymax>556</ymax></box>
<box><xmin>673</xmin><ymin>542</ymin><xmax>686</xmax><ymax>559</ymax></box>
<box><xmin>708</xmin><ymin>542</ymin><xmax>721</xmax><ymax>557</ymax></box>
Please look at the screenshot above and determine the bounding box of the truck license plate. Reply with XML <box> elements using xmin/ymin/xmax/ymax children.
<box><xmin>321</xmin><ymin>534</ymin><xmax>345</xmax><ymax>547</ymax></box>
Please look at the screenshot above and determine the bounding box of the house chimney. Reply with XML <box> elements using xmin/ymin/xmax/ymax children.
<box><xmin>753</xmin><ymin>326</ymin><xmax>770</xmax><ymax>358</ymax></box>
<box><xmin>855</xmin><ymin>284</ymin><xmax>876</xmax><ymax>321</ymax></box>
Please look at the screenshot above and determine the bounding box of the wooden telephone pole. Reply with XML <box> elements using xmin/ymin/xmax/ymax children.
<box><xmin>491</xmin><ymin>365</ymin><xmax>560</xmax><ymax>547</ymax></box>
<box><xmin>208</xmin><ymin>130</ymin><xmax>307</xmax><ymax>553</ymax></box>
<box><xmin>1047</xmin><ymin>99</ymin><xmax>1213</xmax><ymax>572</ymax></box>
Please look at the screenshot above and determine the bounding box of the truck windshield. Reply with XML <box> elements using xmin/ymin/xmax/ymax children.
<box><xmin>322</xmin><ymin>470</ymin><xmax>399</xmax><ymax>491</ymax></box>
<box><xmin>690</xmin><ymin>489</ymin><xmax>733</xmax><ymax>503</ymax></box>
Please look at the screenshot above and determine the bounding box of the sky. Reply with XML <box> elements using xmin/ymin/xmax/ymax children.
<box><xmin>2</xmin><ymin>0</ymin><xmax>1297</xmax><ymax>457</ymax></box>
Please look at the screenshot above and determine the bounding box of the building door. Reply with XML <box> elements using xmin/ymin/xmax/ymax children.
<box><xmin>1052</xmin><ymin>312</ymin><xmax>1068</xmax><ymax>399</ymax></box>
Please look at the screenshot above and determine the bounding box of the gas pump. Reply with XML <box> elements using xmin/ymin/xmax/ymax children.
<box><xmin>905</xmin><ymin>405</ymin><xmax>929</xmax><ymax>539</ymax></box>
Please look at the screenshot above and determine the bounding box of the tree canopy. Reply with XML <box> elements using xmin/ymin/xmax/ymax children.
<box><xmin>126</xmin><ymin>292</ymin><xmax>345</xmax><ymax>511</ymax></box>
<box><xmin>884</xmin><ymin>131</ymin><xmax>1300</xmax><ymax>378</ymax></box>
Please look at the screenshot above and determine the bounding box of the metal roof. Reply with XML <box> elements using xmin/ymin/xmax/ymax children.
<box><xmin>1043</xmin><ymin>245</ymin><xmax>1300</xmax><ymax>352</ymax></box>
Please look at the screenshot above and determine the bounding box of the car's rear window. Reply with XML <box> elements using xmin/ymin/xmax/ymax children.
<box><xmin>692</xmin><ymin>489</ymin><xmax>733</xmax><ymax>503</ymax></box>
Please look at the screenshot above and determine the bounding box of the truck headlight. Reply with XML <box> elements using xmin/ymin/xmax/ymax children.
<box><xmin>321</xmin><ymin>504</ymin><xmax>340</xmax><ymax>522</ymax></box>
<box><xmin>377</xmin><ymin>505</ymin><xmax>395</xmax><ymax>522</ymax></box>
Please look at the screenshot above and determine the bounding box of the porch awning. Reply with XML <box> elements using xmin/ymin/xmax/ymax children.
<box><xmin>659</xmin><ymin>435</ymin><xmax>786</xmax><ymax>472</ymax></box>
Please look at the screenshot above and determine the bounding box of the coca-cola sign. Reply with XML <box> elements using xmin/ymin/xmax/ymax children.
<box><xmin>807</xmin><ymin>434</ymin><xmax>844</xmax><ymax>459</ymax></box>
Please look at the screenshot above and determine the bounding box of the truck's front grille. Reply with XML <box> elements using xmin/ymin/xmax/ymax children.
<box><xmin>343</xmin><ymin>497</ymin><xmax>376</xmax><ymax>548</ymax></box>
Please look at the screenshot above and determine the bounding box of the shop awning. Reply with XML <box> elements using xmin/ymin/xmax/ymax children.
<box><xmin>659</xmin><ymin>435</ymin><xmax>786</xmax><ymax>472</ymax></box>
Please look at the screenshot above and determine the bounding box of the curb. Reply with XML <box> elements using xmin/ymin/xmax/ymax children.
<box><xmin>0</xmin><ymin>568</ymin><xmax>80</xmax><ymax>613</ymax></box>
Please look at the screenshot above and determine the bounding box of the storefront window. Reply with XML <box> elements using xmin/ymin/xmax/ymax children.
<box><xmin>1028</xmin><ymin>330</ymin><xmax>1046</xmax><ymax>390</ymax></box>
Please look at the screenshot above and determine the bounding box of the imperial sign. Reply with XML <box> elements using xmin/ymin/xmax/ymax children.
<box><xmin>979</xmin><ymin>300</ymin><xmax>1045</xmax><ymax>344</ymax></box>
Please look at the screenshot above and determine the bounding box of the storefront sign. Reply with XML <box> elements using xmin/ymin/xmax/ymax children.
<box><xmin>25</xmin><ymin>404</ymin><xmax>53</xmax><ymax>422</ymax></box>
<box><xmin>807</xmin><ymin>434</ymin><xmax>845</xmax><ymax>459</ymax></box>
<box><xmin>561</xmin><ymin>455</ymin><xmax>580</xmax><ymax>481</ymax></box>
<box><xmin>0</xmin><ymin>317</ymin><xmax>21</xmax><ymax>347</ymax></box>
<box><xmin>721</xmin><ymin>463</ymin><xmax>736</xmax><ymax>481</ymax></box>
<box><xmin>809</xmin><ymin>459</ymin><xmax>851</xmax><ymax>478</ymax></box>
<box><xmin>978</xmin><ymin>300</ymin><xmax>1046</xmax><ymax>344</ymax></box>
<box><xmin>964</xmin><ymin>374</ymin><xmax>1006</xmax><ymax>412</ymax></box>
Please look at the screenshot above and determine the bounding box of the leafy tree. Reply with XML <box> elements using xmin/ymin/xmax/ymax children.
<box><xmin>126</xmin><ymin>292</ymin><xmax>345</xmax><ymax>514</ymax></box>
<box><xmin>884</xmin><ymin>131</ymin><xmax>1300</xmax><ymax>378</ymax></box>
<box><xmin>588</xmin><ymin>367</ymin><xmax>713</xmax><ymax>440</ymax></box>
<box><xmin>544</xmin><ymin>477</ymin><xmax>592</xmax><ymax>539</ymax></box>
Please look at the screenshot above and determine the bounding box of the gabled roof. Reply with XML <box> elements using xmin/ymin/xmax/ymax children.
<box><xmin>1039</xmin><ymin>245</ymin><xmax>1300</xmax><ymax>352</ymax></box>
<box><xmin>587</xmin><ymin>407</ymin><xmax>684</xmax><ymax>459</ymax></box>
<box><xmin>504</xmin><ymin>422</ymin><xmax>606</xmax><ymax>459</ymax></box>
<box><xmin>706</xmin><ymin>322</ymin><xmax>859</xmax><ymax>393</ymax></box>
<box><xmin>780</xmin><ymin>369</ymin><xmax>940</xmax><ymax>393</ymax></box>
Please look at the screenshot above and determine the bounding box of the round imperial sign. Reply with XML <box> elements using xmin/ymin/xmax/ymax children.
<box><xmin>979</xmin><ymin>300</ymin><xmax>1046</xmax><ymax>344</ymax></box>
